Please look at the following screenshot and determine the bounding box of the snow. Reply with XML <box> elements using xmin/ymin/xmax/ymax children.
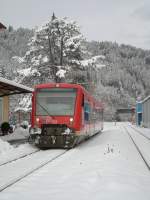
<box><xmin>80</xmin><ymin>55</ymin><xmax>105</xmax><ymax>67</ymax></box>
<box><xmin>96</xmin><ymin>64</ymin><xmax>106</xmax><ymax>69</ymax></box>
<box><xmin>0</xmin><ymin>123</ymin><xmax>150</xmax><ymax>199</ymax></box>
<box><xmin>65</xmin><ymin>35</ymin><xmax>82</xmax><ymax>51</ymax></box>
<box><xmin>42</xmin><ymin>56</ymin><xmax>49</xmax><ymax>63</ymax></box>
<box><xmin>56</xmin><ymin>68</ymin><xmax>66</xmax><ymax>78</ymax></box>
<box><xmin>0</xmin><ymin>138</ymin><xmax>13</xmax><ymax>155</ymax></box>
<box><xmin>18</xmin><ymin>68</ymin><xmax>32</xmax><ymax>77</ymax></box>
<box><xmin>71</xmin><ymin>55</ymin><xmax>106</xmax><ymax>70</ymax></box>
<box><xmin>62</xmin><ymin>128</ymin><xmax>71</xmax><ymax>135</ymax></box>
<box><xmin>25</xmin><ymin>50</ymin><xmax>32</xmax><ymax>56</ymax></box>
<box><xmin>0</xmin><ymin>143</ymin><xmax>37</xmax><ymax>166</ymax></box>
<box><xmin>125</xmin><ymin>124</ymin><xmax>150</xmax><ymax>167</ymax></box>
<box><xmin>131</xmin><ymin>124</ymin><xmax>150</xmax><ymax>139</ymax></box>
<box><xmin>0</xmin><ymin>127</ymin><xmax>37</xmax><ymax>165</ymax></box>
<box><xmin>12</xmin><ymin>56</ymin><xmax>24</xmax><ymax>63</ymax></box>
<box><xmin>35</xmin><ymin>22</ymin><xmax>48</xmax><ymax>33</ymax></box>
<box><xmin>1</xmin><ymin>127</ymin><xmax>29</xmax><ymax>142</ymax></box>
<box><xmin>31</xmin><ymin>56</ymin><xmax>40</xmax><ymax>66</ymax></box>
<box><xmin>15</xmin><ymin>94</ymin><xmax>31</xmax><ymax>112</ymax></box>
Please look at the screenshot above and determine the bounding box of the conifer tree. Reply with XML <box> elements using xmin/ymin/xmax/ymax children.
<box><xmin>18</xmin><ymin>14</ymin><xmax>85</xmax><ymax>84</ymax></box>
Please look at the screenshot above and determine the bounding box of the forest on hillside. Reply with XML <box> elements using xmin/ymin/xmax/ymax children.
<box><xmin>1</xmin><ymin>16</ymin><xmax>150</xmax><ymax>120</ymax></box>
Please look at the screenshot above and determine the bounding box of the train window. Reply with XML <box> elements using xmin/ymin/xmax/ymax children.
<box><xmin>36</xmin><ymin>88</ymin><xmax>77</xmax><ymax>116</ymax></box>
<box><xmin>82</xmin><ymin>95</ymin><xmax>84</xmax><ymax>107</ymax></box>
<box><xmin>84</xmin><ymin>102</ymin><xmax>90</xmax><ymax>121</ymax></box>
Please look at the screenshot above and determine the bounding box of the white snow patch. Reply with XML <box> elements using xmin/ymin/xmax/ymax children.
<box><xmin>56</xmin><ymin>67</ymin><xmax>66</xmax><ymax>78</ymax></box>
<box><xmin>62</xmin><ymin>128</ymin><xmax>71</xmax><ymax>135</ymax></box>
<box><xmin>0</xmin><ymin>138</ymin><xmax>13</xmax><ymax>155</ymax></box>
<box><xmin>15</xmin><ymin>94</ymin><xmax>31</xmax><ymax>112</ymax></box>
<box><xmin>0</xmin><ymin>143</ymin><xmax>38</xmax><ymax>166</ymax></box>
<box><xmin>18</xmin><ymin>68</ymin><xmax>31</xmax><ymax>76</ymax></box>
<box><xmin>31</xmin><ymin>57</ymin><xmax>40</xmax><ymax>66</ymax></box>
<box><xmin>42</xmin><ymin>56</ymin><xmax>49</xmax><ymax>63</ymax></box>
<box><xmin>1</xmin><ymin>127</ymin><xmax>29</xmax><ymax>142</ymax></box>
<box><xmin>18</xmin><ymin>68</ymin><xmax>40</xmax><ymax>77</ymax></box>
<box><xmin>80</xmin><ymin>55</ymin><xmax>105</xmax><ymax>67</ymax></box>
<box><xmin>25</xmin><ymin>50</ymin><xmax>31</xmax><ymax>56</ymax></box>
<box><xmin>12</xmin><ymin>56</ymin><xmax>24</xmax><ymax>63</ymax></box>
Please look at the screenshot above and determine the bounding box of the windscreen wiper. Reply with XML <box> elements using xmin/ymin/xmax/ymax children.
<box><xmin>36</xmin><ymin>101</ymin><xmax>54</xmax><ymax>119</ymax></box>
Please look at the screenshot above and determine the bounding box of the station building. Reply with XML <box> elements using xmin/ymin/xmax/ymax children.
<box><xmin>0</xmin><ymin>77</ymin><xmax>33</xmax><ymax>125</ymax></box>
<box><xmin>136</xmin><ymin>95</ymin><xmax>150</xmax><ymax>128</ymax></box>
<box><xmin>141</xmin><ymin>95</ymin><xmax>150</xmax><ymax>128</ymax></box>
<box><xmin>0</xmin><ymin>22</ymin><xmax>6</xmax><ymax>30</ymax></box>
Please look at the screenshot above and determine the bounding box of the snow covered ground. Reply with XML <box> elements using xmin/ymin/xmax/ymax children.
<box><xmin>0</xmin><ymin>122</ymin><xmax>150</xmax><ymax>200</ymax></box>
<box><xmin>130</xmin><ymin>124</ymin><xmax>150</xmax><ymax>139</ymax></box>
<box><xmin>0</xmin><ymin>127</ymin><xmax>37</xmax><ymax>165</ymax></box>
<box><xmin>1</xmin><ymin>127</ymin><xmax>29</xmax><ymax>142</ymax></box>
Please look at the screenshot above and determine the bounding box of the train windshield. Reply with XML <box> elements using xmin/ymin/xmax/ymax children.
<box><xmin>36</xmin><ymin>88</ymin><xmax>77</xmax><ymax>116</ymax></box>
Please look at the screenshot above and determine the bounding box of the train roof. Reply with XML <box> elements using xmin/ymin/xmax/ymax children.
<box><xmin>34</xmin><ymin>83</ymin><xmax>84</xmax><ymax>90</ymax></box>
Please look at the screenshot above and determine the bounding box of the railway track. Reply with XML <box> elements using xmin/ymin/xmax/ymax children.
<box><xmin>122</xmin><ymin>124</ymin><xmax>150</xmax><ymax>171</ymax></box>
<box><xmin>129</xmin><ymin>125</ymin><xmax>150</xmax><ymax>141</ymax></box>
<box><xmin>0</xmin><ymin>149</ymin><xmax>69</xmax><ymax>192</ymax></box>
<box><xmin>0</xmin><ymin>149</ymin><xmax>40</xmax><ymax>167</ymax></box>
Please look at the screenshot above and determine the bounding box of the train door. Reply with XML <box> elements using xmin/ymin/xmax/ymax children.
<box><xmin>83</xmin><ymin>96</ymin><xmax>91</xmax><ymax>135</ymax></box>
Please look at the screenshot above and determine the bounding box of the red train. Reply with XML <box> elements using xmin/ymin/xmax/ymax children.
<box><xmin>29</xmin><ymin>83</ymin><xmax>104</xmax><ymax>148</ymax></box>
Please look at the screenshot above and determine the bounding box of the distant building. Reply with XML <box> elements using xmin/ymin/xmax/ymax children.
<box><xmin>0</xmin><ymin>22</ymin><xmax>6</xmax><ymax>30</ymax></box>
<box><xmin>136</xmin><ymin>95</ymin><xmax>150</xmax><ymax>128</ymax></box>
<box><xmin>141</xmin><ymin>95</ymin><xmax>150</xmax><ymax>128</ymax></box>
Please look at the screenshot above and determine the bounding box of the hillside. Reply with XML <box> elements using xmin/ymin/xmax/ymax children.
<box><xmin>84</xmin><ymin>41</ymin><xmax>150</xmax><ymax>118</ymax></box>
<box><xmin>0</xmin><ymin>27</ymin><xmax>33</xmax><ymax>79</ymax></box>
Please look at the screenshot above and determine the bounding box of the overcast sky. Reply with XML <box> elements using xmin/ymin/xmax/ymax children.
<box><xmin>1</xmin><ymin>0</ymin><xmax>150</xmax><ymax>49</ymax></box>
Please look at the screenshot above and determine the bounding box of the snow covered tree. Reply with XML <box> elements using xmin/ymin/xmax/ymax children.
<box><xmin>17</xmin><ymin>14</ymin><xmax>86</xmax><ymax>85</ymax></box>
<box><xmin>0</xmin><ymin>65</ymin><xmax>6</xmax><ymax>77</ymax></box>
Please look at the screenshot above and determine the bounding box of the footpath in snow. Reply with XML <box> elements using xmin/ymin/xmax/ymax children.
<box><xmin>0</xmin><ymin>122</ymin><xmax>150</xmax><ymax>200</ymax></box>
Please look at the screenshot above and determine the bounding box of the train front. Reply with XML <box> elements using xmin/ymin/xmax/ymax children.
<box><xmin>30</xmin><ymin>84</ymin><xmax>81</xmax><ymax>148</ymax></box>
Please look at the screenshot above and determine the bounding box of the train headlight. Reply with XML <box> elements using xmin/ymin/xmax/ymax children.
<box><xmin>70</xmin><ymin>118</ymin><xmax>73</xmax><ymax>122</ymax></box>
<box><xmin>56</xmin><ymin>83</ymin><xmax>60</xmax><ymax>87</ymax></box>
<box><xmin>36</xmin><ymin>118</ymin><xmax>40</xmax><ymax>123</ymax></box>
<box><xmin>69</xmin><ymin>118</ymin><xmax>74</xmax><ymax>124</ymax></box>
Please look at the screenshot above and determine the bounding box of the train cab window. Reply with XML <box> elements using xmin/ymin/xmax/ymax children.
<box><xmin>36</xmin><ymin>88</ymin><xmax>77</xmax><ymax>116</ymax></box>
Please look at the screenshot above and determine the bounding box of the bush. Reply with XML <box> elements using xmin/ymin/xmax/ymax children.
<box><xmin>1</xmin><ymin>122</ymin><xmax>10</xmax><ymax>135</ymax></box>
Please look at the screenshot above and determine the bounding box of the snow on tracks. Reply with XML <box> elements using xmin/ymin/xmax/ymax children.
<box><xmin>122</xmin><ymin>124</ymin><xmax>150</xmax><ymax>171</ymax></box>
<box><xmin>0</xmin><ymin>149</ymin><xmax>67</xmax><ymax>192</ymax></box>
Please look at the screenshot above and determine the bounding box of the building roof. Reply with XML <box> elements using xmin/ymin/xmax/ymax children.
<box><xmin>138</xmin><ymin>95</ymin><xmax>150</xmax><ymax>104</ymax></box>
<box><xmin>0</xmin><ymin>23</ymin><xmax>6</xmax><ymax>29</ymax></box>
<box><xmin>0</xmin><ymin>77</ymin><xmax>33</xmax><ymax>97</ymax></box>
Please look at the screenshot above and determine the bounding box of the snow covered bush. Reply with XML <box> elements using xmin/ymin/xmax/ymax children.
<box><xmin>20</xmin><ymin>121</ymin><xmax>29</xmax><ymax>129</ymax></box>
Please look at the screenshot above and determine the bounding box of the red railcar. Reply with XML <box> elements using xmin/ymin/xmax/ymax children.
<box><xmin>30</xmin><ymin>83</ymin><xmax>104</xmax><ymax>148</ymax></box>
